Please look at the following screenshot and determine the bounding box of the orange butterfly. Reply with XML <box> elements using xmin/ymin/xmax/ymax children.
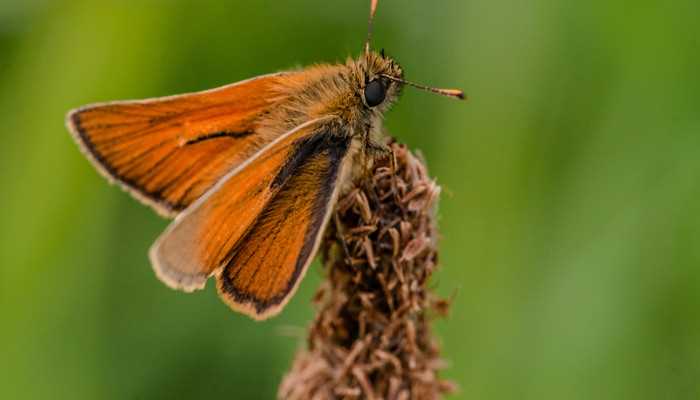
<box><xmin>65</xmin><ymin>0</ymin><xmax>463</xmax><ymax>320</ymax></box>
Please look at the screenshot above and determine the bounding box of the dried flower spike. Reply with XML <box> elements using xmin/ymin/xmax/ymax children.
<box><xmin>279</xmin><ymin>142</ymin><xmax>455</xmax><ymax>400</ymax></box>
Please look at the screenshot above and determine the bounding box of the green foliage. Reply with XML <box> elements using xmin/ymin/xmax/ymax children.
<box><xmin>1</xmin><ymin>0</ymin><xmax>699</xmax><ymax>398</ymax></box>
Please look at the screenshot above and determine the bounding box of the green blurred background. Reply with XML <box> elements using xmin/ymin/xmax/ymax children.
<box><xmin>1</xmin><ymin>0</ymin><xmax>699</xmax><ymax>398</ymax></box>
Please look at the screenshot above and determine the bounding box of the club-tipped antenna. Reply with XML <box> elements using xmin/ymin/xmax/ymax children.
<box><xmin>365</xmin><ymin>0</ymin><xmax>379</xmax><ymax>55</ymax></box>
<box><xmin>380</xmin><ymin>74</ymin><xmax>466</xmax><ymax>100</ymax></box>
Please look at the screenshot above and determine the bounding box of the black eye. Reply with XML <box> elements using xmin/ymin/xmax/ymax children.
<box><xmin>364</xmin><ymin>79</ymin><xmax>386</xmax><ymax>107</ymax></box>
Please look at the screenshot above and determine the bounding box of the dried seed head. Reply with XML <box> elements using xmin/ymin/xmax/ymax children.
<box><xmin>279</xmin><ymin>142</ymin><xmax>454</xmax><ymax>400</ymax></box>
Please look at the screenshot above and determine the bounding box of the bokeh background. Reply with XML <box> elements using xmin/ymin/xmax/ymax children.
<box><xmin>2</xmin><ymin>0</ymin><xmax>699</xmax><ymax>399</ymax></box>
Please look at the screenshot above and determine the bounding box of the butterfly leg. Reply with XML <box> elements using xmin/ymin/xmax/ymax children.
<box><xmin>334</xmin><ymin>213</ymin><xmax>352</xmax><ymax>263</ymax></box>
<box><xmin>365</xmin><ymin>140</ymin><xmax>391</xmax><ymax>160</ymax></box>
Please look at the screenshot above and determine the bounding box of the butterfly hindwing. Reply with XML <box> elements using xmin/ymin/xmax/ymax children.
<box><xmin>66</xmin><ymin>72</ymin><xmax>295</xmax><ymax>217</ymax></box>
<box><xmin>149</xmin><ymin>117</ymin><xmax>352</xmax><ymax>320</ymax></box>
<box><xmin>216</xmin><ymin>128</ymin><xmax>352</xmax><ymax>319</ymax></box>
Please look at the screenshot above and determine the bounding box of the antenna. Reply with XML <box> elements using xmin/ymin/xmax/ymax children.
<box><xmin>381</xmin><ymin>74</ymin><xmax>466</xmax><ymax>100</ymax></box>
<box><xmin>365</xmin><ymin>0</ymin><xmax>379</xmax><ymax>55</ymax></box>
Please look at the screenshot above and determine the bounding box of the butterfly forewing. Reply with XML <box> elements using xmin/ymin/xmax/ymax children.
<box><xmin>66</xmin><ymin>72</ymin><xmax>295</xmax><ymax>217</ymax></box>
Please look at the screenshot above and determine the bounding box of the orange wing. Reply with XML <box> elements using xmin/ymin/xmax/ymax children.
<box><xmin>149</xmin><ymin>117</ymin><xmax>353</xmax><ymax>320</ymax></box>
<box><xmin>216</xmin><ymin>131</ymin><xmax>353</xmax><ymax>319</ymax></box>
<box><xmin>66</xmin><ymin>72</ymin><xmax>294</xmax><ymax>217</ymax></box>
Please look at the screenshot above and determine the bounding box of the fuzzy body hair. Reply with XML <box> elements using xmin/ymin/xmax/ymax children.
<box><xmin>259</xmin><ymin>51</ymin><xmax>404</xmax><ymax>146</ymax></box>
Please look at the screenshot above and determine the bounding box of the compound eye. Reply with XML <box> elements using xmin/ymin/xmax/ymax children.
<box><xmin>364</xmin><ymin>79</ymin><xmax>386</xmax><ymax>107</ymax></box>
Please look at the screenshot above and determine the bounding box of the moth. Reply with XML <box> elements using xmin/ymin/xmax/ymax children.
<box><xmin>66</xmin><ymin>0</ymin><xmax>463</xmax><ymax>320</ymax></box>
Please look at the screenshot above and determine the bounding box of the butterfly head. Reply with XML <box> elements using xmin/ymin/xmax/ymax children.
<box><xmin>271</xmin><ymin>0</ymin><xmax>464</xmax><ymax>138</ymax></box>
<box><xmin>357</xmin><ymin>0</ymin><xmax>465</xmax><ymax>110</ymax></box>
<box><xmin>354</xmin><ymin>50</ymin><xmax>404</xmax><ymax>112</ymax></box>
